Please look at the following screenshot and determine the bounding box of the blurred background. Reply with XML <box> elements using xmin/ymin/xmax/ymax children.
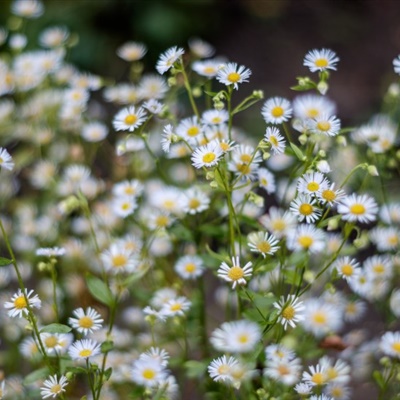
<box><xmin>1</xmin><ymin>0</ymin><xmax>400</xmax><ymax>123</ymax></box>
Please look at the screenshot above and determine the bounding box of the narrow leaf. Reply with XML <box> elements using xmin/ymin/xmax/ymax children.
<box><xmin>0</xmin><ymin>256</ymin><xmax>12</xmax><ymax>266</ymax></box>
<box><xmin>40</xmin><ymin>323</ymin><xmax>72</xmax><ymax>334</ymax></box>
<box><xmin>23</xmin><ymin>367</ymin><xmax>49</xmax><ymax>385</ymax></box>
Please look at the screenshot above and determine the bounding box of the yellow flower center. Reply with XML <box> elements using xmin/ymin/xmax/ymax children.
<box><xmin>240</xmin><ymin>154</ymin><xmax>252</xmax><ymax>163</ymax></box>
<box><xmin>277</xmin><ymin>365</ymin><xmax>289</xmax><ymax>375</ymax></box>
<box><xmin>272</xmin><ymin>220</ymin><xmax>286</xmax><ymax>231</ymax></box>
<box><xmin>79</xmin><ymin>349</ymin><xmax>92</xmax><ymax>358</ymax></box>
<box><xmin>350</xmin><ymin>204</ymin><xmax>366</xmax><ymax>215</ymax></box>
<box><xmin>170</xmin><ymin>303</ymin><xmax>182</xmax><ymax>312</ymax></box>
<box><xmin>238</xmin><ymin>334</ymin><xmax>249</xmax><ymax>343</ymax></box>
<box><xmin>313</xmin><ymin>311</ymin><xmax>327</xmax><ymax>325</ymax></box>
<box><xmin>307</xmin><ymin>182</ymin><xmax>319</xmax><ymax>192</ymax></box>
<box><xmin>341</xmin><ymin>264</ymin><xmax>353</xmax><ymax>276</ymax></box>
<box><xmin>156</xmin><ymin>215</ymin><xmax>169</xmax><ymax>227</ymax></box>
<box><xmin>14</xmin><ymin>295</ymin><xmax>27</xmax><ymax>309</ymax></box>
<box><xmin>326</xmin><ymin>367</ymin><xmax>338</xmax><ymax>380</ymax></box>
<box><xmin>227</xmin><ymin>266</ymin><xmax>244</xmax><ymax>281</ymax></box>
<box><xmin>257</xmin><ymin>241</ymin><xmax>271</xmax><ymax>253</ymax></box>
<box><xmin>316</xmin><ymin>121</ymin><xmax>331</xmax><ymax>131</ymax></box>
<box><xmin>269</xmin><ymin>135</ymin><xmax>278</xmax><ymax>146</ymax></box>
<box><xmin>299</xmin><ymin>203</ymin><xmax>313</xmax><ymax>216</ymax></box>
<box><xmin>124</xmin><ymin>114</ymin><xmax>138</xmax><ymax>125</ymax></box>
<box><xmin>346</xmin><ymin>303</ymin><xmax>356</xmax><ymax>314</ymax></box>
<box><xmin>184</xmin><ymin>263</ymin><xmax>196</xmax><ymax>273</ymax></box>
<box><xmin>44</xmin><ymin>336</ymin><xmax>58</xmax><ymax>348</ymax></box>
<box><xmin>227</xmin><ymin>72</ymin><xmax>241</xmax><ymax>83</ymax></box>
<box><xmin>282</xmin><ymin>305</ymin><xmax>295</xmax><ymax>320</ymax></box>
<box><xmin>391</xmin><ymin>342</ymin><xmax>400</xmax><ymax>353</ymax></box>
<box><xmin>121</xmin><ymin>202</ymin><xmax>131</xmax><ymax>211</ymax></box>
<box><xmin>124</xmin><ymin>187</ymin><xmax>135</xmax><ymax>195</ymax></box>
<box><xmin>79</xmin><ymin>316</ymin><xmax>94</xmax><ymax>329</ymax></box>
<box><xmin>188</xmin><ymin>198</ymin><xmax>200</xmax><ymax>209</ymax></box>
<box><xmin>218</xmin><ymin>365</ymin><xmax>229</xmax><ymax>374</ymax></box>
<box><xmin>212</xmin><ymin>117</ymin><xmax>221</xmax><ymax>124</ymax></box>
<box><xmin>50</xmin><ymin>384</ymin><xmax>62</xmax><ymax>394</ymax></box>
<box><xmin>163</xmin><ymin>200</ymin><xmax>175</xmax><ymax>210</ymax></box>
<box><xmin>237</xmin><ymin>163</ymin><xmax>251</xmax><ymax>174</ymax></box>
<box><xmin>312</xmin><ymin>372</ymin><xmax>326</xmax><ymax>385</ymax></box>
<box><xmin>315</xmin><ymin>58</ymin><xmax>328</xmax><ymax>68</ymax></box>
<box><xmin>388</xmin><ymin>235</ymin><xmax>398</xmax><ymax>245</ymax></box>
<box><xmin>261</xmin><ymin>178</ymin><xmax>268</xmax><ymax>186</ymax></box>
<box><xmin>271</xmin><ymin>106</ymin><xmax>284</xmax><ymax>118</ymax></box>
<box><xmin>220</xmin><ymin>142</ymin><xmax>230</xmax><ymax>152</ymax></box>
<box><xmin>112</xmin><ymin>255</ymin><xmax>127</xmax><ymax>268</ymax></box>
<box><xmin>204</xmin><ymin>66</ymin><xmax>216</xmax><ymax>74</ymax></box>
<box><xmin>322</xmin><ymin>189</ymin><xmax>336</xmax><ymax>202</ymax></box>
<box><xmin>187</xmin><ymin>126</ymin><xmax>200</xmax><ymax>137</ymax></box>
<box><xmin>142</xmin><ymin>368</ymin><xmax>156</xmax><ymax>380</ymax></box>
<box><xmin>202</xmin><ymin>152</ymin><xmax>216</xmax><ymax>164</ymax></box>
<box><xmin>307</xmin><ymin>108</ymin><xmax>319</xmax><ymax>118</ymax></box>
<box><xmin>373</xmin><ymin>263</ymin><xmax>385</xmax><ymax>274</ymax></box>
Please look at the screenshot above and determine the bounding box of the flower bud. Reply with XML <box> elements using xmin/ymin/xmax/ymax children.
<box><xmin>317</xmin><ymin>81</ymin><xmax>329</xmax><ymax>95</ymax></box>
<box><xmin>367</xmin><ymin>165</ymin><xmax>379</xmax><ymax>176</ymax></box>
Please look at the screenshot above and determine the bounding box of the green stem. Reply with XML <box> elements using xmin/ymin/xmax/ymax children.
<box><xmin>50</xmin><ymin>261</ymin><xmax>59</xmax><ymax>322</ymax></box>
<box><xmin>180</xmin><ymin>62</ymin><xmax>200</xmax><ymax>118</ymax></box>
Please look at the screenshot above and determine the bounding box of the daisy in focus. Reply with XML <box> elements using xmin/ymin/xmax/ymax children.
<box><xmin>156</xmin><ymin>46</ymin><xmax>185</xmax><ymax>75</ymax></box>
<box><xmin>262</xmin><ymin>97</ymin><xmax>293</xmax><ymax>124</ymax></box>
<box><xmin>273</xmin><ymin>294</ymin><xmax>305</xmax><ymax>330</ymax></box>
<box><xmin>216</xmin><ymin>62</ymin><xmax>251</xmax><ymax>90</ymax></box>
<box><xmin>4</xmin><ymin>289</ymin><xmax>41</xmax><ymax>318</ymax></box>
<box><xmin>191</xmin><ymin>142</ymin><xmax>224</xmax><ymax>169</ymax></box>
<box><xmin>112</xmin><ymin>106</ymin><xmax>147</xmax><ymax>132</ymax></box>
<box><xmin>68</xmin><ymin>307</ymin><xmax>104</xmax><ymax>335</ymax></box>
<box><xmin>264</xmin><ymin>126</ymin><xmax>286</xmax><ymax>154</ymax></box>
<box><xmin>217</xmin><ymin>256</ymin><xmax>253</xmax><ymax>289</ymax></box>
<box><xmin>40</xmin><ymin>375</ymin><xmax>68</xmax><ymax>399</ymax></box>
<box><xmin>247</xmin><ymin>231</ymin><xmax>280</xmax><ymax>257</ymax></box>
<box><xmin>68</xmin><ymin>339</ymin><xmax>101</xmax><ymax>360</ymax></box>
<box><xmin>303</xmin><ymin>48</ymin><xmax>339</xmax><ymax>72</ymax></box>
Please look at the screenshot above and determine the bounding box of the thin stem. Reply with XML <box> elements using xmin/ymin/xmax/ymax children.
<box><xmin>180</xmin><ymin>62</ymin><xmax>200</xmax><ymax>118</ymax></box>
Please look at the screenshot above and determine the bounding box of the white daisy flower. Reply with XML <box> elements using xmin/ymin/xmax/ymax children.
<box><xmin>180</xmin><ymin>187</ymin><xmax>210</xmax><ymax>214</ymax></box>
<box><xmin>161</xmin><ymin>124</ymin><xmax>175</xmax><ymax>153</ymax></box>
<box><xmin>156</xmin><ymin>46</ymin><xmax>184</xmax><ymax>75</ymax></box>
<box><xmin>264</xmin><ymin>126</ymin><xmax>286</xmax><ymax>154</ymax></box>
<box><xmin>81</xmin><ymin>121</ymin><xmax>108</xmax><ymax>142</ymax></box>
<box><xmin>265</xmin><ymin>343</ymin><xmax>297</xmax><ymax>362</ymax></box>
<box><xmin>112</xmin><ymin>179</ymin><xmax>143</xmax><ymax>198</ymax></box>
<box><xmin>142</xmin><ymin>99</ymin><xmax>163</xmax><ymax>114</ymax></box>
<box><xmin>297</xmin><ymin>172</ymin><xmax>329</xmax><ymax>196</ymax></box>
<box><xmin>191</xmin><ymin>142</ymin><xmax>223</xmax><ymax>169</ymax></box>
<box><xmin>176</xmin><ymin>116</ymin><xmax>203</xmax><ymax>143</ymax></box>
<box><xmin>174</xmin><ymin>255</ymin><xmax>204</xmax><ymax>279</ymax></box>
<box><xmin>41</xmin><ymin>333</ymin><xmax>73</xmax><ymax>355</ymax></box>
<box><xmin>319</xmin><ymin>356</ymin><xmax>350</xmax><ymax>384</ymax></box>
<box><xmin>364</xmin><ymin>255</ymin><xmax>393</xmax><ymax>280</ymax></box>
<box><xmin>264</xmin><ymin>357</ymin><xmax>302</xmax><ymax>386</ymax></box>
<box><xmin>332</xmin><ymin>256</ymin><xmax>360</xmax><ymax>280</ymax></box>
<box><xmin>0</xmin><ymin>147</ymin><xmax>14</xmax><ymax>171</ymax></box>
<box><xmin>380</xmin><ymin>331</ymin><xmax>400</xmax><ymax>359</ymax></box>
<box><xmin>343</xmin><ymin>299</ymin><xmax>367</xmax><ymax>323</ymax></box>
<box><xmin>208</xmin><ymin>355</ymin><xmax>239</xmax><ymax>383</ymax></box>
<box><xmin>68</xmin><ymin>339</ymin><xmax>101</xmax><ymax>360</ymax></box>
<box><xmin>247</xmin><ymin>231</ymin><xmax>280</xmax><ymax>257</ymax></box>
<box><xmin>294</xmin><ymin>382</ymin><xmax>313</xmax><ymax>396</ymax></box>
<box><xmin>216</xmin><ymin>62</ymin><xmax>251</xmax><ymax>90</ymax></box>
<box><xmin>139</xmin><ymin>347</ymin><xmax>170</xmax><ymax>367</ymax></box>
<box><xmin>68</xmin><ymin>307</ymin><xmax>104</xmax><ymax>335</ymax></box>
<box><xmin>262</xmin><ymin>97</ymin><xmax>293</xmax><ymax>124</ymax></box>
<box><xmin>39</xmin><ymin>26</ymin><xmax>69</xmax><ymax>48</ymax></box>
<box><xmin>325</xmin><ymin>382</ymin><xmax>352</xmax><ymax>400</ymax></box>
<box><xmin>4</xmin><ymin>289</ymin><xmax>41</xmax><ymax>318</ymax></box>
<box><xmin>36</xmin><ymin>246</ymin><xmax>66</xmax><ymax>257</ymax></box>
<box><xmin>202</xmin><ymin>109</ymin><xmax>229</xmax><ymax>125</ymax></box>
<box><xmin>210</xmin><ymin>319</ymin><xmax>261</xmax><ymax>353</ymax></box>
<box><xmin>111</xmin><ymin>195</ymin><xmax>138</xmax><ymax>218</ymax></box>
<box><xmin>290</xmin><ymin>194</ymin><xmax>322</xmax><ymax>223</ymax></box>
<box><xmin>188</xmin><ymin>37</ymin><xmax>215</xmax><ymax>58</ymax></box>
<box><xmin>259</xmin><ymin>207</ymin><xmax>297</xmax><ymax>239</ymax></box>
<box><xmin>369</xmin><ymin>226</ymin><xmax>400</xmax><ymax>251</ymax></box>
<box><xmin>337</xmin><ymin>193</ymin><xmax>379</xmax><ymax>224</ymax></box>
<box><xmin>310</xmin><ymin>114</ymin><xmax>341</xmax><ymax>136</ymax></box>
<box><xmin>393</xmin><ymin>55</ymin><xmax>400</xmax><ymax>75</ymax></box>
<box><xmin>161</xmin><ymin>296</ymin><xmax>191</xmax><ymax>317</ymax></box>
<box><xmin>40</xmin><ymin>375</ymin><xmax>68</xmax><ymax>399</ymax></box>
<box><xmin>217</xmin><ymin>256</ymin><xmax>253</xmax><ymax>289</ymax></box>
<box><xmin>293</xmin><ymin>94</ymin><xmax>336</xmax><ymax>120</ymax></box>
<box><xmin>303</xmin><ymin>48</ymin><xmax>339</xmax><ymax>72</ymax></box>
<box><xmin>302</xmin><ymin>364</ymin><xmax>327</xmax><ymax>386</ymax></box>
<box><xmin>138</xmin><ymin>74</ymin><xmax>168</xmax><ymax>99</ymax></box>
<box><xmin>117</xmin><ymin>41</ymin><xmax>147</xmax><ymax>62</ymax></box>
<box><xmin>112</xmin><ymin>105</ymin><xmax>147</xmax><ymax>132</ymax></box>
<box><xmin>273</xmin><ymin>294</ymin><xmax>305</xmax><ymax>330</ymax></box>
<box><xmin>258</xmin><ymin>167</ymin><xmax>276</xmax><ymax>194</ymax></box>
<box><xmin>100</xmin><ymin>243</ymin><xmax>138</xmax><ymax>274</ymax></box>
<box><xmin>390</xmin><ymin>289</ymin><xmax>400</xmax><ymax>318</ymax></box>
<box><xmin>192</xmin><ymin>59</ymin><xmax>222</xmax><ymax>77</ymax></box>
<box><xmin>317</xmin><ymin>183</ymin><xmax>346</xmax><ymax>206</ymax></box>
<box><xmin>11</xmin><ymin>0</ymin><xmax>44</xmax><ymax>18</ymax></box>
<box><xmin>131</xmin><ymin>357</ymin><xmax>168</xmax><ymax>387</ymax></box>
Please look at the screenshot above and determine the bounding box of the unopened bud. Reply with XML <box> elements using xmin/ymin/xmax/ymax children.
<box><xmin>58</xmin><ymin>195</ymin><xmax>80</xmax><ymax>215</ymax></box>
<box><xmin>252</xmin><ymin>90</ymin><xmax>264</xmax><ymax>99</ymax></box>
<box><xmin>367</xmin><ymin>165</ymin><xmax>379</xmax><ymax>176</ymax></box>
<box><xmin>209</xmin><ymin>180</ymin><xmax>218</xmax><ymax>189</ymax></box>
<box><xmin>316</xmin><ymin>160</ymin><xmax>331</xmax><ymax>173</ymax></box>
<box><xmin>298</xmin><ymin>134</ymin><xmax>308</xmax><ymax>145</ymax></box>
<box><xmin>167</xmin><ymin>77</ymin><xmax>177</xmax><ymax>87</ymax></box>
<box><xmin>317</xmin><ymin>81</ymin><xmax>329</xmax><ymax>95</ymax></box>
<box><xmin>214</xmin><ymin>101</ymin><xmax>225</xmax><ymax>111</ymax></box>
<box><xmin>206</xmin><ymin>171</ymin><xmax>215</xmax><ymax>180</ymax></box>
<box><xmin>192</xmin><ymin>87</ymin><xmax>202</xmax><ymax>98</ymax></box>
<box><xmin>303</xmin><ymin>271</ymin><xmax>315</xmax><ymax>284</ymax></box>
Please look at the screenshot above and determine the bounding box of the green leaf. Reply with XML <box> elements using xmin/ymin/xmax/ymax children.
<box><xmin>290</xmin><ymin>84</ymin><xmax>314</xmax><ymax>91</ymax></box>
<box><xmin>23</xmin><ymin>367</ymin><xmax>50</xmax><ymax>385</ymax></box>
<box><xmin>101</xmin><ymin>340</ymin><xmax>114</xmax><ymax>354</ymax></box>
<box><xmin>104</xmin><ymin>367</ymin><xmax>113</xmax><ymax>382</ymax></box>
<box><xmin>184</xmin><ymin>360</ymin><xmax>207</xmax><ymax>378</ymax></box>
<box><xmin>86</xmin><ymin>275</ymin><xmax>114</xmax><ymax>307</ymax></box>
<box><xmin>289</xmin><ymin>143</ymin><xmax>305</xmax><ymax>161</ymax></box>
<box><xmin>40</xmin><ymin>323</ymin><xmax>72</xmax><ymax>334</ymax></box>
<box><xmin>0</xmin><ymin>256</ymin><xmax>12</xmax><ymax>266</ymax></box>
<box><xmin>373</xmin><ymin>370</ymin><xmax>385</xmax><ymax>389</ymax></box>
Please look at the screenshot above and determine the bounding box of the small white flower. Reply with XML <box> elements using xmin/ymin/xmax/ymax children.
<box><xmin>156</xmin><ymin>46</ymin><xmax>184</xmax><ymax>75</ymax></box>
<box><xmin>304</xmin><ymin>48</ymin><xmax>339</xmax><ymax>72</ymax></box>
<box><xmin>337</xmin><ymin>193</ymin><xmax>379</xmax><ymax>224</ymax></box>
<box><xmin>264</xmin><ymin>126</ymin><xmax>286</xmax><ymax>154</ymax></box>
<box><xmin>131</xmin><ymin>357</ymin><xmax>168</xmax><ymax>387</ymax></box>
<box><xmin>191</xmin><ymin>142</ymin><xmax>223</xmax><ymax>169</ymax></box>
<box><xmin>216</xmin><ymin>62</ymin><xmax>251</xmax><ymax>90</ymax></box>
<box><xmin>247</xmin><ymin>231</ymin><xmax>280</xmax><ymax>257</ymax></box>
<box><xmin>174</xmin><ymin>255</ymin><xmax>205</xmax><ymax>279</ymax></box>
<box><xmin>4</xmin><ymin>289</ymin><xmax>41</xmax><ymax>318</ymax></box>
<box><xmin>208</xmin><ymin>355</ymin><xmax>239</xmax><ymax>382</ymax></box>
<box><xmin>0</xmin><ymin>147</ymin><xmax>14</xmax><ymax>171</ymax></box>
<box><xmin>40</xmin><ymin>375</ymin><xmax>68</xmax><ymax>399</ymax></box>
<box><xmin>112</xmin><ymin>105</ymin><xmax>147</xmax><ymax>132</ymax></box>
<box><xmin>117</xmin><ymin>41</ymin><xmax>147</xmax><ymax>61</ymax></box>
<box><xmin>68</xmin><ymin>339</ymin><xmax>101</xmax><ymax>360</ymax></box>
<box><xmin>68</xmin><ymin>307</ymin><xmax>104</xmax><ymax>335</ymax></box>
<box><xmin>217</xmin><ymin>256</ymin><xmax>253</xmax><ymax>289</ymax></box>
<box><xmin>310</xmin><ymin>114</ymin><xmax>341</xmax><ymax>136</ymax></box>
<box><xmin>273</xmin><ymin>294</ymin><xmax>305</xmax><ymax>330</ymax></box>
<box><xmin>262</xmin><ymin>97</ymin><xmax>293</xmax><ymax>124</ymax></box>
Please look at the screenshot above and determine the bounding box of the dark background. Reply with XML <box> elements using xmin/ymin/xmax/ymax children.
<box><xmin>2</xmin><ymin>0</ymin><xmax>400</xmax><ymax>123</ymax></box>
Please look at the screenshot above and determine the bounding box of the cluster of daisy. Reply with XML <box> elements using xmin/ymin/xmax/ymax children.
<box><xmin>0</xmin><ymin>1</ymin><xmax>400</xmax><ymax>399</ymax></box>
